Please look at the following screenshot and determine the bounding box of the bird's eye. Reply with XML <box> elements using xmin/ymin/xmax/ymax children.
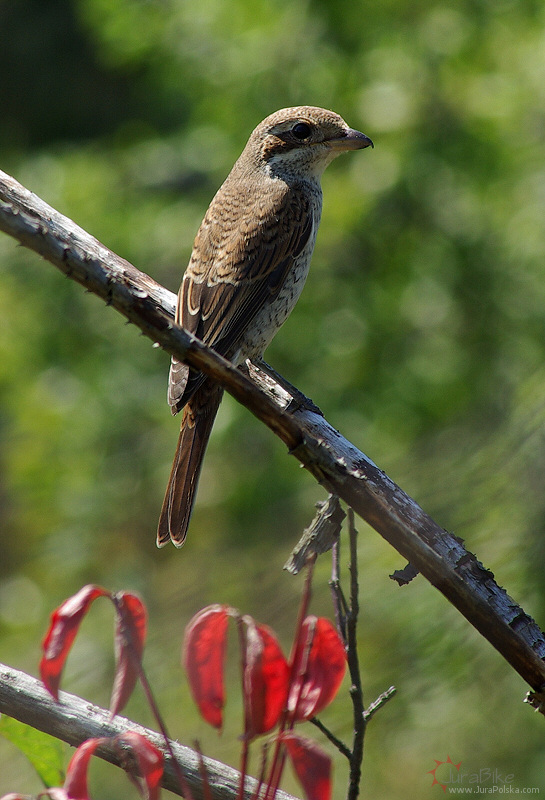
<box><xmin>291</xmin><ymin>122</ymin><xmax>312</xmax><ymax>140</ymax></box>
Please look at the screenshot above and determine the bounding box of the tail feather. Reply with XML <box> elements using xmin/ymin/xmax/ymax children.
<box><xmin>157</xmin><ymin>383</ymin><xmax>223</xmax><ymax>547</ymax></box>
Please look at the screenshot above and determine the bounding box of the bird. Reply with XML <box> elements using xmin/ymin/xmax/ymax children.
<box><xmin>157</xmin><ymin>106</ymin><xmax>373</xmax><ymax>547</ymax></box>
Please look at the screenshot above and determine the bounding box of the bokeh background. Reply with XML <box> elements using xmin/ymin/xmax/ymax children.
<box><xmin>1</xmin><ymin>0</ymin><xmax>545</xmax><ymax>795</ymax></box>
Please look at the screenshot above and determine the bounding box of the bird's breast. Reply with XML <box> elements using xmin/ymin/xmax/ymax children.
<box><xmin>234</xmin><ymin>203</ymin><xmax>321</xmax><ymax>362</ymax></box>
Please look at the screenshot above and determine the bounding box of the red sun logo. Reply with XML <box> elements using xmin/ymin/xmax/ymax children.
<box><xmin>427</xmin><ymin>755</ymin><xmax>462</xmax><ymax>792</ymax></box>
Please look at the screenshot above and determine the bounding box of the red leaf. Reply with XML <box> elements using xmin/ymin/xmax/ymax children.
<box><xmin>64</xmin><ymin>738</ymin><xmax>104</xmax><ymax>799</ymax></box>
<box><xmin>183</xmin><ymin>605</ymin><xmax>229</xmax><ymax>730</ymax></box>
<box><xmin>118</xmin><ymin>732</ymin><xmax>164</xmax><ymax>800</ymax></box>
<box><xmin>243</xmin><ymin>618</ymin><xmax>289</xmax><ymax>738</ymax></box>
<box><xmin>289</xmin><ymin>617</ymin><xmax>346</xmax><ymax>721</ymax></box>
<box><xmin>281</xmin><ymin>732</ymin><xmax>331</xmax><ymax>800</ymax></box>
<box><xmin>40</xmin><ymin>585</ymin><xmax>109</xmax><ymax>700</ymax></box>
<box><xmin>110</xmin><ymin>593</ymin><xmax>148</xmax><ymax>717</ymax></box>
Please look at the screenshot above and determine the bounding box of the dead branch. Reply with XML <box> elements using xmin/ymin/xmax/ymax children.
<box><xmin>0</xmin><ymin>663</ymin><xmax>298</xmax><ymax>800</ymax></box>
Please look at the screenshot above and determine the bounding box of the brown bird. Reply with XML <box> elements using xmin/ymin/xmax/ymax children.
<box><xmin>157</xmin><ymin>106</ymin><xmax>373</xmax><ymax>547</ymax></box>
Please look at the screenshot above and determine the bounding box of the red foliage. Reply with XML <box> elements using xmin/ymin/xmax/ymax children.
<box><xmin>281</xmin><ymin>732</ymin><xmax>332</xmax><ymax>800</ymax></box>
<box><xmin>40</xmin><ymin>585</ymin><xmax>109</xmax><ymax>700</ymax></box>
<box><xmin>117</xmin><ymin>732</ymin><xmax>164</xmax><ymax>800</ymax></box>
<box><xmin>242</xmin><ymin>617</ymin><xmax>289</xmax><ymax>738</ymax></box>
<box><xmin>36</xmin><ymin>579</ymin><xmax>345</xmax><ymax>800</ymax></box>
<box><xmin>182</xmin><ymin>604</ymin><xmax>229</xmax><ymax>730</ymax></box>
<box><xmin>289</xmin><ymin>616</ymin><xmax>346</xmax><ymax>721</ymax></box>
<box><xmin>110</xmin><ymin>593</ymin><xmax>148</xmax><ymax>716</ymax></box>
<box><xmin>63</xmin><ymin>738</ymin><xmax>104</xmax><ymax>800</ymax></box>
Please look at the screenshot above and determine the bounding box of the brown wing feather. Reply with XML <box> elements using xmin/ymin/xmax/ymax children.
<box><xmin>168</xmin><ymin>179</ymin><xmax>313</xmax><ymax>413</ymax></box>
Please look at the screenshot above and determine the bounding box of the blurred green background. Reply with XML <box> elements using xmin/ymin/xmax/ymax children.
<box><xmin>1</xmin><ymin>0</ymin><xmax>545</xmax><ymax>795</ymax></box>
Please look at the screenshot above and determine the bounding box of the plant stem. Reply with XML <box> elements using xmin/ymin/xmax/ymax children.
<box><xmin>346</xmin><ymin>509</ymin><xmax>365</xmax><ymax>800</ymax></box>
<box><xmin>115</xmin><ymin>595</ymin><xmax>195</xmax><ymax>800</ymax></box>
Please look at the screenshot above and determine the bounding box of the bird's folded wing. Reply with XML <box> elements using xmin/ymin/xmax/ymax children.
<box><xmin>168</xmin><ymin>184</ymin><xmax>313</xmax><ymax>412</ymax></box>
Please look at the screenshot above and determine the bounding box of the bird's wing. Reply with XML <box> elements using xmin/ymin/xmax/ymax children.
<box><xmin>168</xmin><ymin>181</ymin><xmax>314</xmax><ymax>413</ymax></box>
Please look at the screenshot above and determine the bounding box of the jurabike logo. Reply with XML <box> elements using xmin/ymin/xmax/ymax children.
<box><xmin>428</xmin><ymin>755</ymin><xmax>463</xmax><ymax>792</ymax></box>
<box><xmin>427</xmin><ymin>757</ymin><xmax>527</xmax><ymax>793</ymax></box>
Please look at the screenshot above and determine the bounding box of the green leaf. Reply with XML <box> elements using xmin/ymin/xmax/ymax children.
<box><xmin>0</xmin><ymin>715</ymin><xmax>65</xmax><ymax>788</ymax></box>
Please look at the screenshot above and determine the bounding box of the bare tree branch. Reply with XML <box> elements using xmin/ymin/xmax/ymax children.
<box><xmin>0</xmin><ymin>662</ymin><xmax>299</xmax><ymax>800</ymax></box>
<box><xmin>1</xmin><ymin>169</ymin><xmax>545</xmax><ymax>704</ymax></box>
<box><xmin>346</xmin><ymin>509</ymin><xmax>365</xmax><ymax>800</ymax></box>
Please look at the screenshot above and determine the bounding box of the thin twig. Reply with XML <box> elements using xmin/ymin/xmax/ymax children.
<box><xmin>308</xmin><ymin>716</ymin><xmax>352</xmax><ymax>760</ymax></box>
<box><xmin>236</xmin><ymin>615</ymin><xmax>250</xmax><ymax>800</ymax></box>
<box><xmin>363</xmin><ymin>687</ymin><xmax>397</xmax><ymax>723</ymax></box>
<box><xmin>250</xmin><ymin>743</ymin><xmax>269</xmax><ymax>800</ymax></box>
<box><xmin>346</xmin><ymin>509</ymin><xmax>365</xmax><ymax>800</ymax></box>
<box><xmin>114</xmin><ymin>595</ymin><xmax>195</xmax><ymax>799</ymax></box>
<box><xmin>264</xmin><ymin>558</ymin><xmax>317</xmax><ymax>800</ymax></box>
<box><xmin>330</xmin><ymin>537</ymin><xmax>349</xmax><ymax>643</ymax></box>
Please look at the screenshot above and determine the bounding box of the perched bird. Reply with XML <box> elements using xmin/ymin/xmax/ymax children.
<box><xmin>157</xmin><ymin>106</ymin><xmax>373</xmax><ymax>547</ymax></box>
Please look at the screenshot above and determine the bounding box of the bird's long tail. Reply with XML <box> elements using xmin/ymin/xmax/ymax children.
<box><xmin>157</xmin><ymin>382</ymin><xmax>223</xmax><ymax>547</ymax></box>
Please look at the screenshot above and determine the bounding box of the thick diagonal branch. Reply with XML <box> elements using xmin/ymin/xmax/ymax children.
<box><xmin>1</xmin><ymin>169</ymin><xmax>545</xmax><ymax>701</ymax></box>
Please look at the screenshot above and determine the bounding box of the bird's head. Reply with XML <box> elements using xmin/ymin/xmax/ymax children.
<box><xmin>243</xmin><ymin>106</ymin><xmax>373</xmax><ymax>181</ymax></box>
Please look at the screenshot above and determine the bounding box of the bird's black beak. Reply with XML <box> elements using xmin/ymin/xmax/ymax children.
<box><xmin>328</xmin><ymin>128</ymin><xmax>374</xmax><ymax>151</ymax></box>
